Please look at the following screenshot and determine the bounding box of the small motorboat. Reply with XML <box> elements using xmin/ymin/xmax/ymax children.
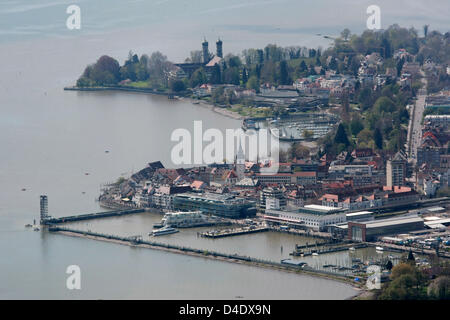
<box><xmin>376</xmin><ymin>246</ymin><xmax>384</xmax><ymax>251</ymax></box>
<box><xmin>349</xmin><ymin>247</ymin><xmax>356</xmax><ymax>251</ymax></box>
<box><xmin>312</xmin><ymin>252</ymin><xmax>319</xmax><ymax>256</ymax></box>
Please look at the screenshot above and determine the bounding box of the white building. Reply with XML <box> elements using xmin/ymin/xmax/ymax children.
<box><xmin>265</xmin><ymin>204</ymin><xmax>347</xmax><ymax>231</ymax></box>
<box><xmin>266</xmin><ymin>197</ymin><xmax>281</xmax><ymax>210</ymax></box>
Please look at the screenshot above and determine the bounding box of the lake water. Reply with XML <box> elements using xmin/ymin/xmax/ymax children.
<box><xmin>1</xmin><ymin>0</ymin><xmax>447</xmax><ymax>299</ymax></box>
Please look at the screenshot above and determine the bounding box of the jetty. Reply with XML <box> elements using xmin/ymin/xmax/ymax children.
<box><xmin>200</xmin><ymin>226</ymin><xmax>269</xmax><ymax>238</ymax></box>
<box><xmin>41</xmin><ymin>208</ymin><xmax>144</xmax><ymax>225</ymax></box>
<box><xmin>47</xmin><ymin>225</ymin><xmax>360</xmax><ymax>286</ymax></box>
<box><xmin>290</xmin><ymin>243</ymin><xmax>368</xmax><ymax>257</ymax></box>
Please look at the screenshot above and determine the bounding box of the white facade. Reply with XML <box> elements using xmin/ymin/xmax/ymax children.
<box><xmin>266</xmin><ymin>205</ymin><xmax>347</xmax><ymax>231</ymax></box>
<box><xmin>265</xmin><ymin>197</ymin><xmax>280</xmax><ymax>210</ymax></box>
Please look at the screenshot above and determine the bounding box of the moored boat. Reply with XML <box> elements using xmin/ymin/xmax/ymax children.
<box><xmin>150</xmin><ymin>226</ymin><xmax>179</xmax><ymax>236</ymax></box>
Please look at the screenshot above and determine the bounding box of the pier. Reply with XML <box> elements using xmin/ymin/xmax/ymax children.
<box><xmin>200</xmin><ymin>226</ymin><xmax>269</xmax><ymax>238</ymax></box>
<box><xmin>41</xmin><ymin>208</ymin><xmax>145</xmax><ymax>225</ymax></box>
<box><xmin>47</xmin><ymin>225</ymin><xmax>359</xmax><ymax>286</ymax></box>
<box><xmin>290</xmin><ymin>243</ymin><xmax>368</xmax><ymax>257</ymax></box>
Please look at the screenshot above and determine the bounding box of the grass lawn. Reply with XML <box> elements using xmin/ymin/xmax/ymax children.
<box><xmin>230</xmin><ymin>105</ymin><xmax>273</xmax><ymax>117</ymax></box>
<box><xmin>127</xmin><ymin>81</ymin><xmax>150</xmax><ymax>88</ymax></box>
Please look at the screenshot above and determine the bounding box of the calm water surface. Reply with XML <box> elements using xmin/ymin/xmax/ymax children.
<box><xmin>2</xmin><ymin>0</ymin><xmax>447</xmax><ymax>299</ymax></box>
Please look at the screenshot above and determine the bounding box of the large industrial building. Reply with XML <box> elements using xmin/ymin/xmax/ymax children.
<box><xmin>346</xmin><ymin>215</ymin><xmax>424</xmax><ymax>242</ymax></box>
<box><xmin>173</xmin><ymin>192</ymin><xmax>256</xmax><ymax>218</ymax></box>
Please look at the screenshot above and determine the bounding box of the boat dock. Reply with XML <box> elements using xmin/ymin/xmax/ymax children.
<box><xmin>290</xmin><ymin>243</ymin><xmax>368</xmax><ymax>257</ymax></box>
<box><xmin>41</xmin><ymin>208</ymin><xmax>145</xmax><ymax>225</ymax></box>
<box><xmin>200</xmin><ymin>226</ymin><xmax>269</xmax><ymax>238</ymax></box>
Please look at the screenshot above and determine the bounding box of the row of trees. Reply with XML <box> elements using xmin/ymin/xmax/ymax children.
<box><xmin>77</xmin><ymin>51</ymin><xmax>176</xmax><ymax>89</ymax></box>
<box><xmin>77</xmin><ymin>24</ymin><xmax>448</xmax><ymax>91</ymax></box>
<box><xmin>375</xmin><ymin>253</ymin><xmax>450</xmax><ymax>300</ymax></box>
<box><xmin>319</xmin><ymin>82</ymin><xmax>413</xmax><ymax>156</ymax></box>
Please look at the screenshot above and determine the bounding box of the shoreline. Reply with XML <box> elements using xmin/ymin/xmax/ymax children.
<box><xmin>64</xmin><ymin>85</ymin><xmax>246</xmax><ymax>121</ymax></box>
<box><xmin>51</xmin><ymin>228</ymin><xmax>366</xmax><ymax>299</ymax></box>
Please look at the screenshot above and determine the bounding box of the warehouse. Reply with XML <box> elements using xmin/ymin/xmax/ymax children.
<box><xmin>347</xmin><ymin>215</ymin><xmax>424</xmax><ymax>242</ymax></box>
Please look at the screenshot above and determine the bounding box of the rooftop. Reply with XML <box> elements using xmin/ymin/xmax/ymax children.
<box><xmin>304</xmin><ymin>204</ymin><xmax>339</xmax><ymax>212</ymax></box>
<box><xmin>362</xmin><ymin>215</ymin><xmax>423</xmax><ymax>229</ymax></box>
<box><xmin>346</xmin><ymin>211</ymin><xmax>373</xmax><ymax>217</ymax></box>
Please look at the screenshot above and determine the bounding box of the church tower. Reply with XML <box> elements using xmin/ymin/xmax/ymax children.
<box><xmin>216</xmin><ymin>38</ymin><xmax>223</xmax><ymax>58</ymax></box>
<box><xmin>236</xmin><ymin>142</ymin><xmax>245</xmax><ymax>180</ymax></box>
<box><xmin>202</xmin><ymin>38</ymin><xmax>209</xmax><ymax>64</ymax></box>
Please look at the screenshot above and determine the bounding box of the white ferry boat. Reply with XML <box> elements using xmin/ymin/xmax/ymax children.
<box><xmin>161</xmin><ymin>211</ymin><xmax>210</xmax><ymax>228</ymax></box>
<box><xmin>151</xmin><ymin>226</ymin><xmax>179</xmax><ymax>236</ymax></box>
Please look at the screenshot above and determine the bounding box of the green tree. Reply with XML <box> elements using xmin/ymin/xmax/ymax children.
<box><xmin>386</xmin><ymin>260</ymin><xmax>393</xmax><ymax>271</ymax></box>
<box><xmin>223</xmin><ymin>67</ymin><xmax>240</xmax><ymax>85</ymax></box>
<box><xmin>329</xmin><ymin>57</ymin><xmax>338</xmax><ymax>70</ymax></box>
<box><xmin>407</xmin><ymin>250</ymin><xmax>416</xmax><ymax>265</ymax></box>
<box><xmin>83</xmin><ymin>55</ymin><xmax>120</xmax><ymax>86</ymax></box>
<box><xmin>380</xmin><ymin>274</ymin><xmax>422</xmax><ymax>300</ymax></box>
<box><xmin>340</xmin><ymin>28</ymin><xmax>351</xmax><ymax>41</ymax></box>
<box><xmin>289</xmin><ymin>143</ymin><xmax>310</xmax><ymax>159</ymax></box>
<box><xmin>210</xmin><ymin>64</ymin><xmax>222</xmax><ymax>84</ymax></box>
<box><xmin>423</xmin><ymin>24</ymin><xmax>429</xmax><ymax>38</ymax></box>
<box><xmin>302</xmin><ymin>130</ymin><xmax>314</xmax><ymax>139</ymax></box>
<box><xmin>211</xmin><ymin>87</ymin><xmax>226</xmax><ymax>105</ymax></box>
<box><xmin>334</xmin><ymin>123</ymin><xmax>350</xmax><ymax>147</ymax></box>
<box><xmin>246</xmin><ymin>75</ymin><xmax>260</xmax><ymax>92</ymax></box>
<box><xmin>374</xmin><ymin>127</ymin><xmax>383</xmax><ymax>150</ymax></box>
<box><xmin>189</xmin><ymin>68</ymin><xmax>207</xmax><ymax>87</ymax></box>
<box><xmin>279</xmin><ymin>60</ymin><xmax>289</xmax><ymax>85</ymax></box>
<box><xmin>350</xmin><ymin>118</ymin><xmax>364</xmax><ymax>136</ymax></box>
<box><xmin>299</xmin><ymin>60</ymin><xmax>307</xmax><ymax>73</ymax></box>
<box><xmin>170</xmin><ymin>80</ymin><xmax>186</xmax><ymax>92</ymax></box>
<box><xmin>147</xmin><ymin>51</ymin><xmax>173</xmax><ymax>86</ymax></box>
<box><xmin>76</xmin><ymin>77</ymin><xmax>94</xmax><ymax>87</ymax></box>
<box><xmin>374</xmin><ymin>96</ymin><xmax>396</xmax><ymax>113</ymax></box>
<box><xmin>428</xmin><ymin>276</ymin><xmax>450</xmax><ymax>299</ymax></box>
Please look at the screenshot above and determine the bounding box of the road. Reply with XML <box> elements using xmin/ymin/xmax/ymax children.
<box><xmin>407</xmin><ymin>70</ymin><xmax>428</xmax><ymax>166</ymax></box>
